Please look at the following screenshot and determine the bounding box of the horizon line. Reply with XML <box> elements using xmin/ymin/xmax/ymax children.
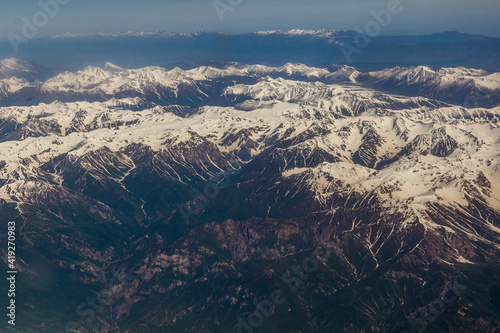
<box><xmin>1</xmin><ymin>29</ymin><xmax>497</xmax><ymax>42</ymax></box>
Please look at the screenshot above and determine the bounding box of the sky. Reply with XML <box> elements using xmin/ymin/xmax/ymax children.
<box><xmin>0</xmin><ymin>0</ymin><xmax>499</xmax><ymax>41</ymax></box>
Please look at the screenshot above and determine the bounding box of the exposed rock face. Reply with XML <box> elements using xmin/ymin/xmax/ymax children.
<box><xmin>0</xmin><ymin>61</ymin><xmax>500</xmax><ymax>332</ymax></box>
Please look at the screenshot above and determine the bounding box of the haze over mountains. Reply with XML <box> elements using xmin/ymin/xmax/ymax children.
<box><xmin>0</xmin><ymin>55</ymin><xmax>500</xmax><ymax>332</ymax></box>
<box><xmin>1</xmin><ymin>30</ymin><xmax>499</xmax><ymax>71</ymax></box>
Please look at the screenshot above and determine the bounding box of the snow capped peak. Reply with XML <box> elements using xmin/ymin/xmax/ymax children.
<box><xmin>286</xmin><ymin>29</ymin><xmax>337</xmax><ymax>36</ymax></box>
<box><xmin>415</xmin><ymin>65</ymin><xmax>435</xmax><ymax>73</ymax></box>
<box><xmin>168</xmin><ymin>66</ymin><xmax>186</xmax><ymax>74</ymax></box>
<box><xmin>415</xmin><ymin>65</ymin><xmax>434</xmax><ymax>72</ymax></box>
<box><xmin>0</xmin><ymin>58</ymin><xmax>34</xmax><ymax>76</ymax></box>
<box><xmin>373</xmin><ymin>66</ymin><xmax>437</xmax><ymax>83</ymax></box>
<box><xmin>254</xmin><ymin>29</ymin><xmax>339</xmax><ymax>38</ymax></box>
<box><xmin>0</xmin><ymin>58</ymin><xmax>47</xmax><ymax>82</ymax></box>
<box><xmin>102</xmin><ymin>62</ymin><xmax>124</xmax><ymax>72</ymax></box>
<box><xmin>0</xmin><ymin>58</ymin><xmax>26</xmax><ymax>69</ymax></box>
<box><xmin>437</xmin><ymin>66</ymin><xmax>489</xmax><ymax>77</ymax></box>
<box><xmin>254</xmin><ymin>30</ymin><xmax>283</xmax><ymax>35</ymax></box>
<box><xmin>187</xmin><ymin>65</ymin><xmax>231</xmax><ymax>79</ymax></box>
<box><xmin>328</xmin><ymin>64</ymin><xmax>356</xmax><ymax>72</ymax></box>
<box><xmin>287</xmin><ymin>29</ymin><xmax>318</xmax><ymax>35</ymax></box>
<box><xmin>277</xmin><ymin>63</ymin><xmax>330</xmax><ymax>77</ymax></box>
<box><xmin>326</xmin><ymin>64</ymin><xmax>360</xmax><ymax>83</ymax></box>
<box><xmin>82</xmin><ymin>65</ymin><xmax>113</xmax><ymax>77</ymax></box>
<box><xmin>405</xmin><ymin>66</ymin><xmax>437</xmax><ymax>83</ymax></box>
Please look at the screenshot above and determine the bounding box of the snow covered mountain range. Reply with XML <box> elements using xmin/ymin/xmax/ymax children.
<box><xmin>1</xmin><ymin>58</ymin><xmax>500</xmax><ymax>332</ymax></box>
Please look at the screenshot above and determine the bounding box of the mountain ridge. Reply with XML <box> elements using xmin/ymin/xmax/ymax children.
<box><xmin>2</xmin><ymin>30</ymin><xmax>499</xmax><ymax>71</ymax></box>
<box><xmin>1</xmin><ymin>58</ymin><xmax>498</xmax><ymax>109</ymax></box>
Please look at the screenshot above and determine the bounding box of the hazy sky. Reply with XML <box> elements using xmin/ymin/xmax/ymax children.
<box><xmin>1</xmin><ymin>0</ymin><xmax>499</xmax><ymax>40</ymax></box>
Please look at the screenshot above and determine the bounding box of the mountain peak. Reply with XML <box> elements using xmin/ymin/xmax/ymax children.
<box><xmin>254</xmin><ymin>29</ymin><xmax>339</xmax><ymax>38</ymax></box>
<box><xmin>103</xmin><ymin>62</ymin><xmax>124</xmax><ymax>72</ymax></box>
<box><xmin>0</xmin><ymin>58</ymin><xmax>23</xmax><ymax>68</ymax></box>
<box><xmin>0</xmin><ymin>58</ymin><xmax>46</xmax><ymax>81</ymax></box>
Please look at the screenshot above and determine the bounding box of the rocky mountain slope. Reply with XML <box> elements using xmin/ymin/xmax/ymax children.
<box><xmin>0</xmin><ymin>59</ymin><xmax>500</xmax><ymax>333</ymax></box>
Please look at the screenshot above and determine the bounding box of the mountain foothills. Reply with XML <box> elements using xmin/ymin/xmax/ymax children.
<box><xmin>0</xmin><ymin>58</ymin><xmax>500</xmax><ymax>332</ymax></box>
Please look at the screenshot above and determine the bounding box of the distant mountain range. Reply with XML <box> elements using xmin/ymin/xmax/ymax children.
<box><xmin>1</xmin><ymin>30</ymin><xmax>499</xmax><ymax>71</ymax></box>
